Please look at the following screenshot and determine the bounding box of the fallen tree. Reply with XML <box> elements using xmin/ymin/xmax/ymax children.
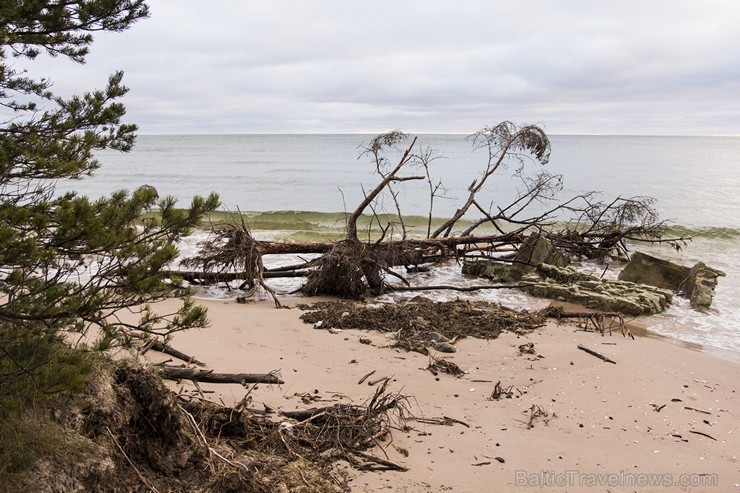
<box><xmin>178</xmin><ymin>123</ymin><xmax>691</xmax><ymax>303</ymax></box>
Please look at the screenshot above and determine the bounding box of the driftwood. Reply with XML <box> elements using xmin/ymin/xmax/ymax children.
<box><xmin>689</xmin><ymin>430</ymin><xmax>717</xmax><ymax>441</ymax></box>
<box><xmin>163</xmin><ymin>269</ymin><xmax>309</xmax><ymax>283</ymax></box>
<box><xmin>158</xmin><ymin>366</ymin><xmax>283</xmax><ymax>385</ymax></box>
<box><xmin>143</xmin><ymin>338</ymin><xmax>206</xmax><ymax>366</ymax></box>
<box><xmin>577</xmin><ymin>344</ymin><xmax>616</xmax><ymax>364</ymax></box>
<box><xmin>357</xmin><ymin>370</ymin><xmax>376</xmax><ymax>385</ymax></box>
<box><xmin>351</xmin><ymin>450</ymin><xmax>408</xmax><ymax>472</ymax></box>
<box><xmin>684</xmin><ymin>406</ymin><xmax>712</xmax><ymax>415</ymax></box>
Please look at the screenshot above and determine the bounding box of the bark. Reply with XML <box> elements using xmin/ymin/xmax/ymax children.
<box><xmin>163</xmin><ymin>269</ymin><xmax>309</xmax><ymax>283</ymax></box>
<box><xmin>145</xmin><ymin>339</ymin><xmax>206</xmax><ymax>367</ymax></box>
<box><xmin>158</xmin><ymin>367</ymin><xmax>283</xmax><ymax>384</ymax></box>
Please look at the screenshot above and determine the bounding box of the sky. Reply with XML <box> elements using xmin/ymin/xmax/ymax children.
<box><xmin>24</xmin><ymin>0</ymin><xmax>740</xmax><ymax>135</ymax></box>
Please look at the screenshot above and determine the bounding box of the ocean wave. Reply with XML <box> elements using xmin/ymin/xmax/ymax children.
<box><xmin>664</xmin><ymin>225</ymin><xmax>740</xmax><ymax>240</ymax></box>
<box><xmin>226</xmin><ymin>211</ymin><xmax>740</xmax><ymax>241</ymax></box>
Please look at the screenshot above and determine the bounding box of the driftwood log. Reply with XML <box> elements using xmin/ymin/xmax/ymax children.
<box><xmin>158</xmin><ymin>367</ymin><xmax>283</xmax><ymax>385</ymax></box>
<box><xmin>163</xmin><ymin>269</ymin><xmax>309</xmax><ymax>283</ymax></box>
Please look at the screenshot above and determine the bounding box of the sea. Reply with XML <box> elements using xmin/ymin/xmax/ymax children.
<box><xmin>56</xmin><ymin>134</ymin><xmax>740</xmax><ymax>353</ymax></box>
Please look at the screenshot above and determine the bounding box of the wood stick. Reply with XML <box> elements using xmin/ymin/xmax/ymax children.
<box><xmin>684</xmin><ymin>406</ymin><xmax>712</xmax><ymax>415</ymax></box>
<box><xmin>145</xmin><ymin>339</ymin><xmax>206</xmax><ymax>367</ymax></box>
<box><xmin>357</xmin><ymin>370</ymin><xmax>376</xmax><ymax>385</ymax></box>
<box><xmin>443</xmin><ymin>415</ymin><xmax>471</xmax><ymax>428</ymax></box>
<box><xmin>577</xmin><ymin>344</ymin><xmax>616</xmax><ymax>364</ymax></box>
<box><xmin>352</xmin><ymin>450</ymin><xmax>408</xmax><ymax>472</ymax></box>
<box><xmin>163</xmin><ymin>269</ymin><xmax>309</xmax><ymax>283</ymax></box>
<box><xmin>281</xmin><ymin>406</ymin><xmax>335</xmax><ymax>422</ymax></box>
<box><xmin>689</xmin><ymin>430</ymin><xmax>717</xmax><ymax>441</ymax></box>
<box><xmin>158</xmin><ymin>367</ymin><xmax>283</xmax><ymax>385</ymax></box>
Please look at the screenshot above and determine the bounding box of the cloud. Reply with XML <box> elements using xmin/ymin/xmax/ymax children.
<box><xmin>23</xmin><ymin>0</ymin><xmax>740</xmax><ymax>134</ymax></box>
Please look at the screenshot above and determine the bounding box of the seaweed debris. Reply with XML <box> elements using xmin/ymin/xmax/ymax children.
<box><xmin>299</xmin><ymin>297</ymin><xmax>546</xmax><ymax>354</ymax></box>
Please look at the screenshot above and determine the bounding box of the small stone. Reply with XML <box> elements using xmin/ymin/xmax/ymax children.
<box><xmin>495</xmin><ymin>456</ymin><xmax>505</xmax><ymax>463</ymax></box>
<box><xmin>427</xmin><ymin>331</ymin><xmax>450</xmax><ymax>343</ymax></box>
<box><xmin>432</xmin><ymin>341</ymin><xmax>457</xmax><ymax>353</ymax></box>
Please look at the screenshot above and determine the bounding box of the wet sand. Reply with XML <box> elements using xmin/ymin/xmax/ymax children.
<box><xmin>146</xmin><ymin>298</ymin><xmax>739</xmax><ymax>492</ymax></box>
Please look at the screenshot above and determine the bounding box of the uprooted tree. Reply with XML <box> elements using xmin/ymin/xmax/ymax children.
<box><xmin>181</xmin><ymin>123</ymin><xmax>689</xmax><ymax>302</ymax></box>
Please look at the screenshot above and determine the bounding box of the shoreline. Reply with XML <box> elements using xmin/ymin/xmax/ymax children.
<box><xmin>146</xmin><ymin>297</ymin><xmax>739</xmax><ymax>492</ymax></box>
<box><xmin>191</xmin><ymin>290</ymin><xmax>740</xmax><ymax>362</ymax></box>
<box><xmin>551</xmin><ymin>300</ymin><xmax>740</xmax><ymax>364</ymax></box>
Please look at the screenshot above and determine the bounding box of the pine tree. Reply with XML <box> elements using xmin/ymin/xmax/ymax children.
<box><xmin>0</xmin><ymin>1</ymin><xmax>219</xmax><ymax>410</ymax></box>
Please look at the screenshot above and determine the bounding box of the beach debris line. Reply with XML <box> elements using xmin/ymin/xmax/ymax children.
<box><xmin>298</xmin><ymin>298</ymin><xmax>547</xmax><ymax>355</ymax></box>
<box><xmin>177</xmin><ymin>123</ymin><xmax>691</xmax><ymax>305</ymax></box>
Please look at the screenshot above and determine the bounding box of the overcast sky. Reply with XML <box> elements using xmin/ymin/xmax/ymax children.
<box><xmin>30</xmin><ymin>0</ymin><xmax>740</xmax><ymax>135</ymax></box>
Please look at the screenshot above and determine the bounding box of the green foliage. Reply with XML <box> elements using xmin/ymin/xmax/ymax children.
<box><xmin>0</xmin><ymin>0</ymin><xmax>218</xmax><ymax>435</ymax></box>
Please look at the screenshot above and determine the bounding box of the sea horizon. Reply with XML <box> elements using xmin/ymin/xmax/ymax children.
<box><xmin>135</xmin><ymin>131</ymin><xmax>740</xmax><ymax>138</ymax></box>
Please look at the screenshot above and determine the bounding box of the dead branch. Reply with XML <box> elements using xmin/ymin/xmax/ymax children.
<box><xmin>684</xmin><ymin>406</ymin><xmax>712</xmax><ymax>415</ymax></box>
<box><xmin>163</xmin><ymin>269</ymin><xmax>309</xmax><ymax>283</ymax></box>
<box><xmin>432</xmin><ymin>122</ymin><xmax>551</xmax><ymax>238</ymax></box>
<box><xmin>348</xmin><ymin>135</ymin><xmax>419</xmax><ymax>241</ymax></box>
<box><xmin>158</xmin><ymin>366</ymin><xmax>284</xmax><ymax>385</ymax></box>
<box><xmin>526</xmin><ymin>404</ymin><xmax>550</xmax><ymax>429</ymax></box>
<box><xmin>143</xmin><ymin>338</ymin><xmax>206</xmax><ymax>367</ymax></box>
<box><xmin>351</xmin><ymin>450</ymin><xmax>409</xmax><ymax>472</ymax></box>
<box><xmin>357</xmin><ymin>370</ymin><xmax>376</xmax><ymax>385</ymax></box>
<box><xmin>488</xmin><ymin>380</ymin><xmax>514</xmax><ymax>400</ymax></box>
<box><xmin>577</xmin><ymin>344</ymin><xmax>616</xmax><ymax>364</ymax></box>
<box><xmin>180</xmin><ymin>218</ymin><xmax>283</xmax><ymax>306</ymax></box>
<box><xmin>688</xmin><ymin>430</ymin><xmax>717</xmax><ymax>441</ymax></box>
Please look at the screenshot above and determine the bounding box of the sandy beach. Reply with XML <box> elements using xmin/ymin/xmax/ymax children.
<box><xmin>146</xmin><ymin>297</ymin><xmax>739</xmax><ymax>493</ymax></box>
